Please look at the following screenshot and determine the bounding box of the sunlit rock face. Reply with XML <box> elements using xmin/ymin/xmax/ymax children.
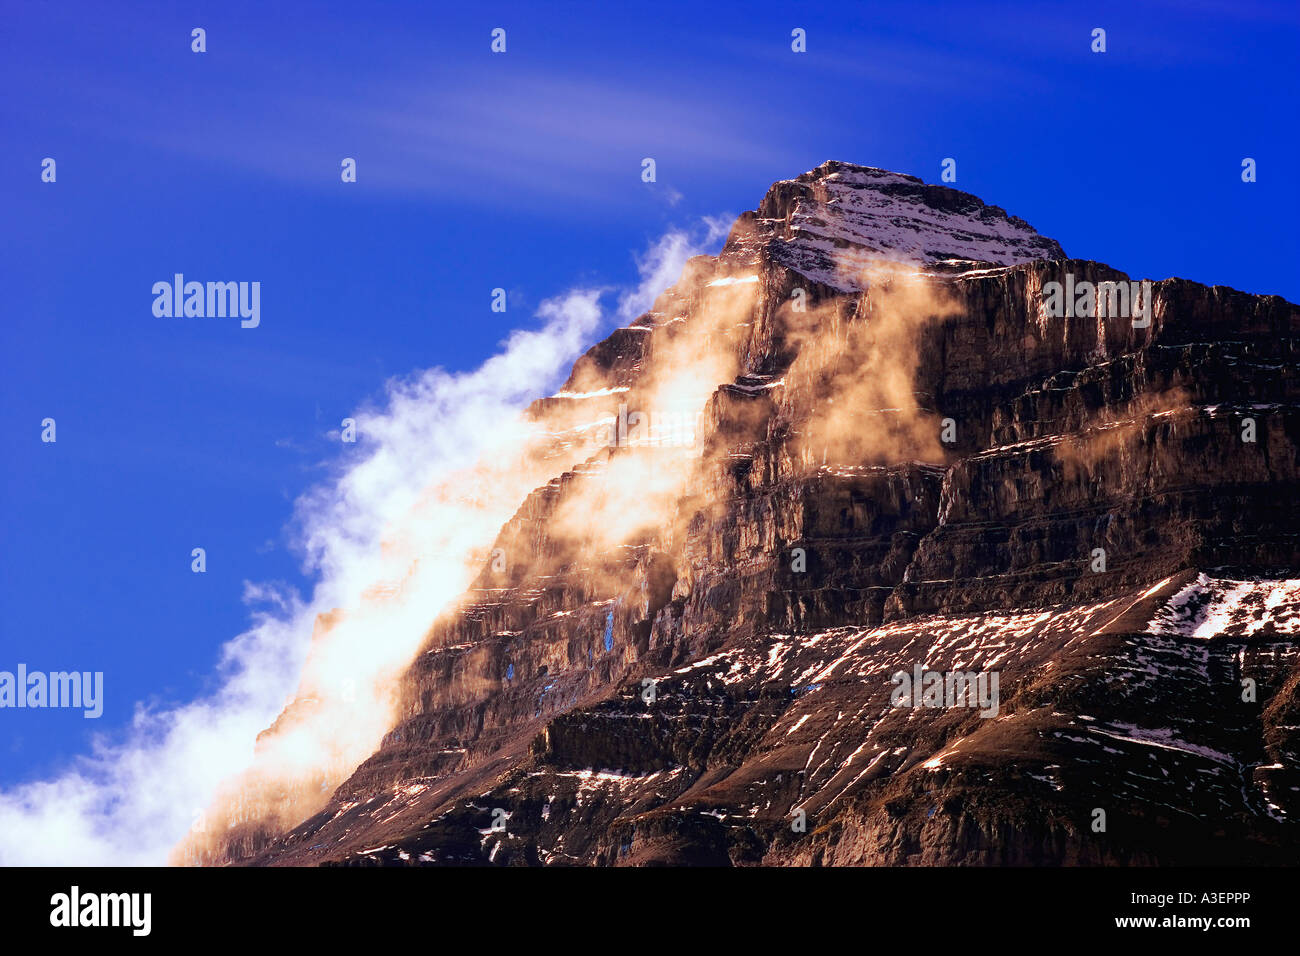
<box><xmin>203</xmin><ymin>162</ymin><xmax>1300</xmax><ymax>867</ymax></box>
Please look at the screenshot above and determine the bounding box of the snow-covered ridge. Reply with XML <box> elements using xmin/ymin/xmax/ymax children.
<box><xmin>732</xmin><ymin>161</ymin><xmax>1066</xmax><ymax>293</ymax></box>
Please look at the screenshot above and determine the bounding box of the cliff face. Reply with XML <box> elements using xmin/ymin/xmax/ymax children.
<box><xmin>199</xmin><ymin>161</ymin><xmax>1300</xmax><ymax>866</ymax></box>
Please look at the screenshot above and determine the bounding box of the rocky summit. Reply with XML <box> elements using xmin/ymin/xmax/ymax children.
<box><xmin>189</xmin><ymin>161</ymin><xmax>1300</xmax><ymax>867</ymax></box>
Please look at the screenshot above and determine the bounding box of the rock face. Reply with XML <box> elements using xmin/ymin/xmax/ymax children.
<box><xmin>204</xmin><ymin>161</ymin><xmax>1300</xmax><ymax>867</ymax></box>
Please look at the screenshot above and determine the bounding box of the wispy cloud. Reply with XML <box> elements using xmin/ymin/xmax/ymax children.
<box><xmin>0</xmin><ymin>221</ymin><xmax>721</xmax><ymax>865</ymax></box>
<box><xmin>616</xmin><ymin>216</ymin><xmax>731</xmax><ymax>322</ymax></box>
<box><xmin>50</xmin><ymin>58</ymin><xmax>785</xmax><ymax>206</ymax></box>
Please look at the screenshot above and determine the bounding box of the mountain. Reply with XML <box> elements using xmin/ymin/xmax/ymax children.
<box><xmin>182</xmin><ymin>161</ymin><xmax>1300</xmax><ymax>866</ymax></box>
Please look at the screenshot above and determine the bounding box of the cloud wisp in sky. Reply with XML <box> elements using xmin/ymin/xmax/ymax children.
<box><xmin>0</xmin><ymin>223</ymin><xmax>723</xmax><ymax>866</ymax></box>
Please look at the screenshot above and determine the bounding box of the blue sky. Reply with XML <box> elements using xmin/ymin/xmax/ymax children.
<box><xmin>1</xmin><ymin>0</ymin><xmax>1296</xmax><ymax>799</ymax></box>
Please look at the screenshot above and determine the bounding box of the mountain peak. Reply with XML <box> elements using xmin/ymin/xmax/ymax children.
<box><xmin>186</xmin><ymin>155</ymin><xmax>1300</xmax><ymax>869</ymax></box>
<box><xmin>722</xmin><ymin>161</ymin><xmax>1066</xmax><ymax>290</ymax></box>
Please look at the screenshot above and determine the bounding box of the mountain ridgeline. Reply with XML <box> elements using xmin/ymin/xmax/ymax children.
<box><xmin>185</xmin><ymin>161</ymin><xmax>1300</xmax><ymax>866</ymax></box>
